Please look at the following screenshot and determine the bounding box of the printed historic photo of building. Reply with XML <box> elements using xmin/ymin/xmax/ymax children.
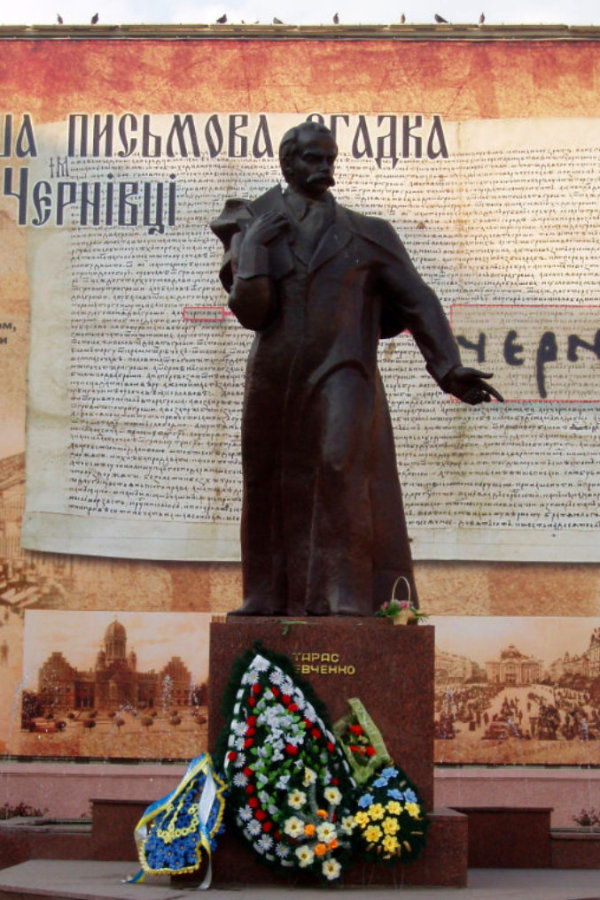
<box><xmin>433</xmin><ymin>617</ymin><xmax>600</xmax><ymax>765</ymax></box>
<box><xmin>15</xmin><ymin>610</ymin><xmax>212</xmax><ymax>760</ymax></box>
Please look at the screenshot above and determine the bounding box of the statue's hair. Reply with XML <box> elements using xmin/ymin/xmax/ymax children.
<box><xmin>279</xmin><ymin>121</ymin><xmax>336</xmax><ymax>175</ymax></box>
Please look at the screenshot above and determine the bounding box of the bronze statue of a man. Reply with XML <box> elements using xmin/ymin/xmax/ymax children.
<box><xmin>211</xmin><ymin>121</ymin><xmax>501</xmax><ymax>617</ymax></box>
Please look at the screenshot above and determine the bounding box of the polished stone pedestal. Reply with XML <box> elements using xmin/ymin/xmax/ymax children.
<box><xmin>208</xmin><ymin>617</ymin><xmax>434</xmax><ymax>808</ymax></box>
<box><xmin>203</xmin><ymin>617</ymin><xmax>468</xmax><ymax>887</ymax></box>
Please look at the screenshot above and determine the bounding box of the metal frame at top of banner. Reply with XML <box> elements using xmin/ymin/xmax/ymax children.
<box><xmin>2</xmin><ymin>23</ymin><xmax>600</xmax><ymax>42</ymax></box>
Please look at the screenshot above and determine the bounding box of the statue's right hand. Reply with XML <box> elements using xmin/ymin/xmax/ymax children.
<box><xmin>242</xmin><ymin>211</ymin><xmax>288</xmax><ymax>246</ymax></box>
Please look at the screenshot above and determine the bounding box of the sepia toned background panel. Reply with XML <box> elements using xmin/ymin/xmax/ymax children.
<box><xmin>433</xmin><ymin>616</ymin><xmax>600</xmax><ymax>765</ymax></box>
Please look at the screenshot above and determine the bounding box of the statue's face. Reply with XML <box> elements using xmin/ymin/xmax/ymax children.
<box><xmin>286</xmin><ymin>130</ymin><xmax>338</xmax><ymax>198</ymax></box>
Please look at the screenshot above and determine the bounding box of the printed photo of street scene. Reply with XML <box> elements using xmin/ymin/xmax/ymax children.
<box><xmin>433</xmin><ymin>617</ymin><xmax>600</xmax><ymax>765</ymax></box>
<box><xmin>15</xmin><ymin>610</ymin><xmax>211</xmax><ymax>759</ymax></box>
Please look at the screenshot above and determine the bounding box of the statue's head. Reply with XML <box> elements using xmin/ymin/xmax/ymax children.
<box><xmin>279</xmin><ymin>121</ymin><xmax>338</xmax><ymax>199</ymax></box>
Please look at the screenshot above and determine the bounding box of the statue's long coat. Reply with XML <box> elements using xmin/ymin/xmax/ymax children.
<box><xmin>211</xmin><ymin>186</ymin><xmax>461</xmax><ymax>616</ymax></box>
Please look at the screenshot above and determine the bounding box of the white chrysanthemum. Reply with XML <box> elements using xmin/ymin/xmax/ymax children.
<box><xmin>269</xmin><ymin>669</ymin><xmax>284</xmax><ymax>686</ymax></box>
<box><xmin>235</xmin><ymin>752</ymin><xmax>246</xmax><ymax>767</ymax></box>
<box><xmin>238</xmin><ymin>805</ymin><xmax>253</xmax><ymax>822</ymax></box>
<box><xmin>324</xmin><ymin>786</ymin><xmax>342</xmax><ymax>806</ymax></box>
<box><xmin>276</xmin><ymin>774</ymin><xmax>291</xmax><ymax>790</ymax></box>
<box><xmin>275</xmin><ymin>843</ymin><xmax>290</xmax><ymax>858</ymax></box>
<box><xmin>246</xmin><ymin>819</ymin><xmax>262</xmax><ymax>837</ymax></box>
<box><xmin>233</xmin><ymin>721</ymin><xmax>247</xmax><ymax>736</ymax></box>
<box><xmin>322</xmin><ymin>858</ymin><xmax>342</xmax><ymax>881</ymax></box>
<box><xmin>303</xmin><ymin>767</ymin><xmax>317</xmax><ymax>786</ymax></box>
<box><xmin>250</xmin><ymin>655</ymin><xmax>270</xmax><ymax>673</ymax></box>
<box><xmin>268</xmin><ymin>804</ymin><xmax>279</xmax><ymax>816</ymax></box>
<box><xmin>295</xmin><ymin>845</ymin><xmax>315</xmax><ymax>868</ymax></box>
<box><xmin>316</xmin><ymin>821</ymin><xmax>337</xmax><ymax>843</ymax></box>
<box><xmin>258</xmin><ymin>790</ymin><xmax>270</xmax><ymax>804</ymax></box>
<box><xmin>257</xmin><ymin>834</ymin><xmax>273</xmax><ymax>852</ymax></box>
<box><xmin>283</xmin><ymin>816</ymin><xmax>304</xmax><ymax>838</ymax></box>
<box><xmin>288</xmin><ymin>790</ymin><xmax>306</xmax><ymax>810</ymax></box>
<box><xmin>233</xmin><ymin>772</ymin><xmax>248</xmax><ymax>788</ymax></box>
<box><xmin>304</xmin><ymin>703</ymin><xmax>317</xmax><ymax>721</ymax></box>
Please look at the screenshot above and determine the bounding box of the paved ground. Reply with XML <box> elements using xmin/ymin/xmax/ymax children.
<box><xmin>0</xmin><ymin>861</ymin><xmax>599</xmax><ymax>900</ymax></box>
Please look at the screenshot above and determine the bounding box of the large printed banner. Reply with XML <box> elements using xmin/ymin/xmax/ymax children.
<box><xmin>9</xmin><ymin>110</ymin><xmax>600</xmax><ymax>563</ymax></box>
<box><xmin>1</xmin><ymin>34</ymin><xmax>600</xmax><ymax>769</ymax></box>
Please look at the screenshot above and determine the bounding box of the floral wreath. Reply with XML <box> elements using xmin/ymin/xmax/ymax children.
<box><xmin>128</xmin><ymin>753</ymin><xmax>226</xmax><ymax>887</ymax></box>
<box><xmin>215</xmin><ymin>644</ymin><xmax>357</xmax><ymax>883</ymax></box>
<box><xmin>353</xmin><ymin>765</ymin><xmax>428</xmax><ymax>863</ymax></box>
<box><xmin>216</xmin><ymin>643</ymin><xmax>429</xmax><ymax>885</ymax></box>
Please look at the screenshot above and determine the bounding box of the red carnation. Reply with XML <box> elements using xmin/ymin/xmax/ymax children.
<box><xmin>271</xmin><ymin>686</ymin><xmax>280</xmax><ymax>698</ymax></box>
<box><xmin>243</xmin><ymin>766</ymin><xmax>253</xmax><ymax>777</ymax></box>
<box><xmin>246</xmin><ymin>727</ymin><xmax>256</xmax><ymax>737</ymax></box>
<box><xmin>288</xmin><ymin>702</ymin><xmax>298</xmax><ymax>713</ymax></box>
<box><xmin>246</xmin><ymin>716</ymin><xmax>257</xmax><ymax>727</ymax></box>
<box><xmin>274</xmin><ymin>830</ymin><xmax>281</xmax><ymax>840</ymax></box>
<box><xmin>262</xmin><ymin>821</ymin><xmax>273</xmax><ymax>832</ymax></box>
<box><xmin>255</xmin><ymin>809</ymin><xmax>267</xmax><ymax>821</ymax></box>
<box><xmin>248</xmin><ymin>697</ymin><xmax>256</xmax><ymax>708</ymax></box>
<box><xmin>349</xmin><ymin>724</ymin><xmax>364</xmax><ymax>736</ymax></box>
<box><xmin>327</xmin><ymin>741</ymin><xmax>335</xmax><ymax>753</ymax></box>
<box><xmin>245</xmin><ymin>784</ymin><xmax>254</xmax><ymax>794</ymax></box>
<box><xmin>285</xmin><ymin>743</ymin><xmax>298</xmax><ymax>755</ymax></box>
<box><xmin>227</xmin><ymin>751</ymin><xmax>237</xmax><ymax>762</ymax></box>
<box><xmin>331</xmin><ymin>778</ymin><xmax>339</xmax><ymax>785</ymax></box>
<box><xmin>281</xmin><ymin>694</ymin><xmax>291</xmax><ymax>705</ymax></box>
<box><xmin>365</xmin><ymin>745</ymin><xmax>376</xmax><ymax>757</ymax></box>
<box><xmin>303</xmin><ymin>718</ymin><xmax>313</xmax><ymax>729</ymax></box>
<box><xmin>248</xmin><ymin>798</ymin><xmax>259</xmax><ymax>808</ymax></box>
<box><xmin>252</xmin><ymin>683</ymin><xmax>261</xmax><ymax>695</ymax></box>
<box><xmin>244</xmin><ymin>738</ymin><xmax>254</xmax><ymax>749</ymax></box>
<box><xmin>311</xmin><ymin>728</ymin><xmax>321</xmax><ymax>740</ymax></box>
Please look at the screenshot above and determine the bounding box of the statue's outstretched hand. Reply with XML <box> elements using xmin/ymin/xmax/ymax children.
<box><xmin>440</xmin><ymin>366</ymin><xmax>504</xmax><ymax>404</ymax></box>
<box><xmin>242</xmin><ymin>211</ymin><xmax>288</xmax><ymax>247</ymax></box>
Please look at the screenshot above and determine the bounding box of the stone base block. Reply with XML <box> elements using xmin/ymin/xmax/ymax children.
<box><xmin>208</xmin><ymin>617</ymin><xmax>434</xmax><ymax>809</ymax></box>
<box><xmin>454</xmin><ymin>806</ymin><xmax>552</xmax><ymax>868</ymax></box>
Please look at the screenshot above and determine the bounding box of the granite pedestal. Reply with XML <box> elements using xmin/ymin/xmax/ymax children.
<box><xmin>208</xmin><ymin>618</ymin><xmax>434</xmax><ymax>808</ymax></box>
<box><xmin>201</xmin><ymin>617</ymin><xmax>468</xmax><ymax>887</ymax></box>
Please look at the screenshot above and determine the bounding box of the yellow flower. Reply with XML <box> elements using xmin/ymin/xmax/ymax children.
<box><xmin>317</xmin><ymin>822</ymin><xmax>337</xmax><ymax>843</ymax></box>
<box><xmin>295</xmin><ymin>845</ymin><xmax>314</xmax><ymax>867</ymax></box>
<box><xmin>324</xmin><ymin>786</ymin><xmax>342</xmax><ymax>806</ymax></box>
<box><xmin>288</xmin><ymin>790</ymin><xmax>306</xmax><ymax>810</ymax></box>
<box><xmin>322</xmin><ymin>858</ymin><xmax>341</xmax><ymax>881</ymax></box>
<box><xmin>354</xmin><ymin>811</ymin><xmax>370</xmax><ymax>827</ymax></box>
<box><xmin>341</xmin><ymin>815</ymin><xmax>355</xmax><ymax>836</ymax></box>
<box><xmin>283</xmin><ymin>816</ymin><xmax>304</xmax><ymax>838</ymax></box>
<box><xmin>364</xmin><ymin>824</ymin><xmax>382</xmax><ymax>844</ymax></box>
<box><xmin>405</xmin><ymin>802</ymin><xmax>421</xmax><ymax>819</ymax></box>
<box><xmin>367</xmin><ymin>803</ymin><xmax>385</xmax><ymax>821</ymax></box>
<box><xmin>382</xmin><ymin>817</ymin><xmax>399</xmax><ymax>835</ymax></box>
<box><xmin>382</xmin><ymin>834</ymin><xmax>399</xmax><ymax>854</ymax></box>
<box><xmin>386</xmin><ymin>800</ymin><xmax>401</xmax><ymax>815</ymax></box>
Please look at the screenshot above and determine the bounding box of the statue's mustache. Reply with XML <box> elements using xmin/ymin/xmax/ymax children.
<box><xmin>306</xmin><ymin>173</ymin><xmax>335</xmax><ymax>187</ymax></box>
